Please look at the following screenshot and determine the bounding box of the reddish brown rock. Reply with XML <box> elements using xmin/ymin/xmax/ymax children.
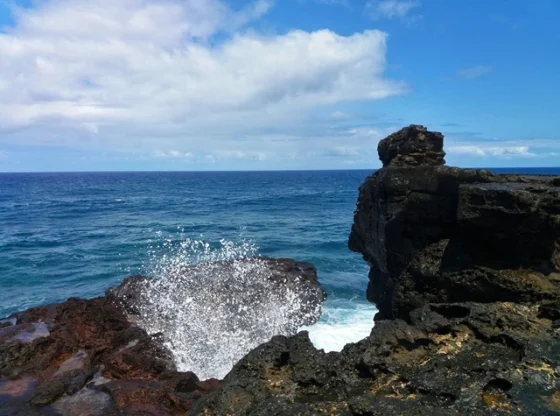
<box><xmin>0</xmin><ymin>295</ymin><xmax>220</xmax><ymax>415</ymax></box>
<box><xmin>1</xmin><ymin>256</ymin><xmax>324</xmax><ymax>414</ymax></box>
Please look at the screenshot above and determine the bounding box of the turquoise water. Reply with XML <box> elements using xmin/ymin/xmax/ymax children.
<box><xmin>1</xmin><ymin>168</ymin><xmax>558</xmax><ymax>354</ymax></box>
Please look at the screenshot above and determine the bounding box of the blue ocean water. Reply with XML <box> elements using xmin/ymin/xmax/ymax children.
<box><xmin>1</xmin><ymin>167</ymin><xmax>558</xmax><ymax>355</ymax></box>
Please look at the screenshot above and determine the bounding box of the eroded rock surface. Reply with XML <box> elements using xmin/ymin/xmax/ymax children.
<box><xmin>0</xmin><ymin>295</ymin><xmax>217</xmax><ymax>416</ymax></box>
<box><xmin>192</xmin><ymin>125</ymin><xmax>560</xmax><ymax>415</ymax></box>
<box><xmin>1</xmin><ymin>257</ymin><xmax>324</xmax><ymax>415</ymax></box>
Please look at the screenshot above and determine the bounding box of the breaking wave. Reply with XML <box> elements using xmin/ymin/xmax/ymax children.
<box><xmin>304</xmin><ymin>298</ymin><xmax>376</xmax><ymax>352</ymax></box>
<box><xmin>133</xmin><ymin>237</ymin><xmax>323</xmax><ymax>380</ymax></box>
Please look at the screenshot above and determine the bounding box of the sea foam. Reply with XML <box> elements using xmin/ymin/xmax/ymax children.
<box><xmin>134</xmin><ymin>238</ymin><xmax>323</xmax><ymax>380</ymax></box>
<box><xmin>303</xmin><ymin>298</ymin><xmax>376</xmax><ymax>352</ymax></box>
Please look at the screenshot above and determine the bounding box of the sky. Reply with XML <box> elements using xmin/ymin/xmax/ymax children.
<box><xmin>0</xmin><ymin>0</ymin><xmax>558</xmax><ymax>172</ymax></box>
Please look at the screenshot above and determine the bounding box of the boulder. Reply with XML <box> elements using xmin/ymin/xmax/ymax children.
<box><xmin>377</xmin><ymin>124</ymin><xmax>446</xmax><ymax>167</ymax></box>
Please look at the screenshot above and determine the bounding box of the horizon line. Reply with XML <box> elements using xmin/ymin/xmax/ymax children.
<box><xmin>1</xmin><ymin>166</ymin><xmax>559</xmax><ymax>174</ymax></box>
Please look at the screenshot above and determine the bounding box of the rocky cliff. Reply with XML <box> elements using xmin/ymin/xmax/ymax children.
<box><xmin>2</xmin><ymin>126</ymin><xmax>559</xmax><ymax>415</ymax></box>
<box><xmin>192</xmin><ymin>126</ymin><xmax>560</xmax><ymax>415</ymax></box>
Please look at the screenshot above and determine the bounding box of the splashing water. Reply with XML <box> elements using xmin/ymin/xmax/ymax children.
<box><xmin>303</xmin><ymin>298</ymin><xmax>376</xmax><ymax>352</ymax></box>
<box><xmin>133</xmin><ymin>238</ymin><xmax>323</xmax><ymax>380</ymax></box>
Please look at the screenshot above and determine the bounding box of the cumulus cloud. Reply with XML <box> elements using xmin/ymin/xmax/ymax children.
<box><xmin>457</xmin><ymin>65</ymin><xmax>493</xmax><ymax>79</ymax></box>
<box><xmin>0</xmin><ymin>0</ymin><xmax>406</xmax><ymax>165</ymax></box>
<box><xmin>152</xmin><ymin>150</ymin><xmax>194</xmax><ymax>159</ymax></box>
<box><xmin>448</xmin><ymin>145</ymin><xmax>536</xmax><ymax>158</ymax></box>
<box><xmin>366</xmin><ymin>0</ymin><xmax>421</xmax><ymax>21</ymax></box>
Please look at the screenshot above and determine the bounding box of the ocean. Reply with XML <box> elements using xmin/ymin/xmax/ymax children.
<box><xmin>1</xmin><ymin>168</ymin><xmax>558</xmax><ymax>378</ymax></box>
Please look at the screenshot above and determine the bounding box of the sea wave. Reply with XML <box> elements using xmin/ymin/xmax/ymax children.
<box><xmin>134</xmin><ymin>238</ymin><xmax>324</xmax><ymax>379</ymax></box>
<box><xmin>303</xmin><ymin>298</ymin><xmax>376</xmax><ymax>352</ymax></box>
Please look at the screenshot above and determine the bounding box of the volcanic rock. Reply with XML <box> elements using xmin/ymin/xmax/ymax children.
<box><xmin>191</xmin><ymin>126</ymin><xmax>560</xmax><ymax>415</ymax></box>
<box><xmin>377</xmin><ymin>124</ymin><xmax>446</xmax><ymax>167</ymax></box>
<box><xmin>1</xmin><ymin>257</ymin><xmax>325</xmax><ymax>415</ymax></box>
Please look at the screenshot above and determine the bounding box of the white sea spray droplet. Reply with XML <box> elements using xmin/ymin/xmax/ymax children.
<box><xmin>134</xmin><ymin>237</ymin><xmax>322</xmax><ymax>380</ymax></box>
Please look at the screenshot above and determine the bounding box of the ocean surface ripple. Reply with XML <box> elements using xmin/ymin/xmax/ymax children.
<box><xmin>1</xmin><ymin>168</ymin><xmax>556</xmax><ymax>377</ymax></box>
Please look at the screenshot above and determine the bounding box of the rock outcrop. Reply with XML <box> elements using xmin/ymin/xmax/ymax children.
<box><xmin>0</xmin><ymin>258</ymin><xmax>325</xmax><ymax>415</ymax></box>
<box><xmin>192</xmin><ymin>126</ymin><xmax>560</xmax><ymax>415</ymax></box>
<box><xmin>377</xmin><ymin>124</ymin><xmax>446</xmax><ymax>167</ymax></box>
<box><xmin>0</xmin><ymin>293</ymin><xmax>220</xmax><ymax>416</ymax></box>
<box><xmin>109</xmin><ymin>257</ymin><xmax>326</xmax><ymax>327</ymax></box>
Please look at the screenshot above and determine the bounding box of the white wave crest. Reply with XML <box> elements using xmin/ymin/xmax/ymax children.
<box><xmin>133</xmin><ymin>238</ymin><xmax>322</xmax><ymax>380</ymax></box>
<box><xmin>303</xmin><ymin>298</ymin><xmax>376</xmax><ymax>352</ymax></box>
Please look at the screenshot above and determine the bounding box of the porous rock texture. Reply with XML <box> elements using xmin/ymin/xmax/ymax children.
<box><xmin>191</xmin><ymin>125</ymin><xmax>560</xmax><ymax>415</ymax></box>
<box><xmin>0</xmin><ymin>293</ymin><xmax>219</xmax><ymax>416</ymax></box>
<box><xmin>0</xmin><ymin>258</ymin><xmax>324</xmax><ymax>415</ymax></box>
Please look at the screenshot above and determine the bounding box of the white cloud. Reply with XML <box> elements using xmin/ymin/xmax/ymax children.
<box><xmin>329</xmin><ymin>110</ymin><xmax>350</xmax><ymax>120</ymax></box>
<box><xmin>448</xmin><ymin>145</ymin><xmax>537</xmax><ymax>159</ymax></box>
<box><xmin>447</xmin><ymin>145</ymin><xmax>486</xmax><ymax>157</ymax></box>
<box><xmin>0</xmin><ymin>0</ymin><xmax>406</xmax><ymax>166</ymax></box>
<box><xmin>457</xmin><ymin>65</ymin><xmax>493</xmax><ymax>79</ymax></box>
<box><xmin>366</xmin><ymin>0</ymin><xmax>420</xmax><ymax>20</ymax></box>
<box><xmin>330</xmin><ymin>146</ymin><xmax>361</xmax><ymax>156</ymax></box>
<box><xmin>213</xmin><ymin>150</ymin><xmax>268</xmax><ymax>161</ymax></box>
<box><xmin>152</xmin><ymin>150</ymin><xmax>194</xmax><ymax>159</ymax></box>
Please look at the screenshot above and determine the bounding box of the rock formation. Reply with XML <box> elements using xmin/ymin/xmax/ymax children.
<box><xmin>2</xmin><ymin>126</ymin><xmax>559</xmax><ymax>414</ymax></box>
<box><xmin>192</xmin><ymin>125</ymin><xmax>560</xmax><ymax>415</ymax></box>
<box><xmin>0</xmin><ymin>258</ymin><xmax>325</xmax><ymax>415</ymax></box>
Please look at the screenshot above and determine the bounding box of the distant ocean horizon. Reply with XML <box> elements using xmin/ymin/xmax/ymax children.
<box><xmin>1</xmin><ymin>167</ymin><xmax>559</xmax><ymax>377</ymax></box>
<box><xmin>1</xmin><ymin>167</ymin><xmax>559</xmax><ymax>174</ymax></box>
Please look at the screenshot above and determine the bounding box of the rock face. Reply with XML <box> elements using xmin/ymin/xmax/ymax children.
<box><xmin>349</xmin><ymin>126</ymin><xmax>560</xmax><ymax>321</ymax></box>
<box><xmin>0</xmin><ymin>257</ymin><xmax>325</xmax><ymax>415</ymax></box>
<box><xmin>192</xmin><ymin>125</ymin><xmax>560</xmax><ymax>415</ymax></box>
<box><xmin>0</xmin><ymin>295</ymin><xmax>220</xmax><ymax>416</ymax></box>
<box><xmin>377</xmin><ymin>124</ymin><xmax>446</xmax><ymax>167</ymax></box>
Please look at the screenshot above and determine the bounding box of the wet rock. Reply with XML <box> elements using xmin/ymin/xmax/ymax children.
<box><xmin>192</xmin><ymin>126</ymin><xmax>560</xmax><ymax>415</ymax></box>
<box><xmin>50</xmin><ymin>388</ymin><xmax>116</xmax><ymax>416</ymax></box>
<box><xmin>1</xmin><ymin>256</ymin><xmax>322</xmax><ymax>414</ymax></box>
<box><xmin>62</xmin><ymin>370</ymin><xmax>89</xmax><ymax>395</ymax></box>
<box><xmin>108</xmin><ymin>257</ymin><xmax>326</xmax><ymax>326</ymax></box>
<box><xmin>0</xmin><ymin>376</ymin><xmax>39</xmax><ymax>412</ymax></box>
<box><xmin>100</xmin><ymin>379</ymin><xmax>176</xmax><ymax>409</ymax></box>
<box><xmin>53</xmin><ymin>350</ymin><xmax>89</xmax><ymax>377</ymax></box>
<box><xmin>0</xmin><ymin>319</ymin><xmax>15</xmax><ymax>329</ymax></box>
<box><xmin>29</xmin><ymin>379</ymin><xmax>65</xmax><ymax>406</ymax></box>
<box><xmin>0</xmin><ymin>295</ymin><xmax>217</xmax><ymax>415</ymax></box>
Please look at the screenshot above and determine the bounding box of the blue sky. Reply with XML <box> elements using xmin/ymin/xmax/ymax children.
<box><xmin>0</xmin><ymin>0</ymin><xmax>558</xmax><ymax>171</ymax></box>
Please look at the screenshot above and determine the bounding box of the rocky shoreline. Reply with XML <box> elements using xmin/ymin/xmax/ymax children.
<box><xmin>191</xmin><ymin>126</ymin><xmax>560</xmax><ymax>415</ymax></box>
<box><xmin>2</xmin><ymin>125</ymin><xmax>559</xmax><ymax>415</ymax></box>
<box><xmin>0</xmin><ymin>258</ymin><xmax>324</xmax><ymax>415</ymax></box>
